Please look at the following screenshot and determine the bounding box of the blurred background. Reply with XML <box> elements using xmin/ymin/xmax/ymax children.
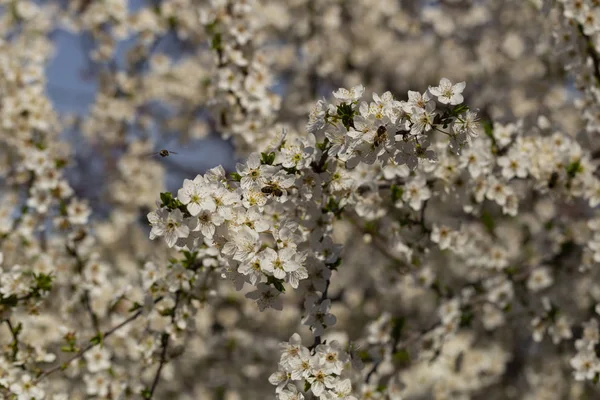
<box><xmin>3</xmin><ymin>0</ymin><xmax>599</xmax><ymax>398</ymax></box>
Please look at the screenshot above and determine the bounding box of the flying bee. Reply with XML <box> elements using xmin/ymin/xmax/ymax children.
<box><xmin>261</xmin><ymin>184</ymin><xmax>284</xmax><ymax>197</ymax></box>
<box><xmin>548</xmin><ymin>171</ymin><xmax>559</xmax><ymax>189</ymax></box>
<box><xmin>145</xmin><ymin>149</ymin><xmax>178</xmax><ymax>158</ymax></box>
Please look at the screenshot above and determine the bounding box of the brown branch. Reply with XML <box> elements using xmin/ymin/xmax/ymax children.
<box><xmin>4</xmin><ymin>319</ymin><xmax>20</xmax><ymax>362</ymax></box>
<box><xmin>308</xmin><ymin>279</ymin><xmax>330</xmax><ymax>351</ymax></box>
<box><xmin>578</xmin><ymin>24</ymin><xmax>600</xmax><ymax>86</ymax></box>
<box><xmin>35</xmin><ymin>297</ymin><xmax>163</xmax><ymax>384</ymax></box>
<box><xmin>67</xmin><ymin>243</ymin><xmax>100</xmax><ymax>333</ymax></box>
<box><xmin>144</xmin><ymin>292</ymin><xmax>180</xmax><ymax>399</ymax></box>
<box><xmin>146</xmin><ymin>333</ymin><xmax>170</xmax><ymax>399</ymax></box>
<box><xmin>345</xmin><ymin>213</ymin><xmax>412</xmax><ymax>274</ymax></box>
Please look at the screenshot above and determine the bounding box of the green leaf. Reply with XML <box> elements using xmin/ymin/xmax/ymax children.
<box><xmin>336</xmin><ymin>102</ymin><xmax>356</xmax><ymax>130</ymax></box>
<box><xmin>205</xmin><ymin>21</ymin><xmax>218</xmax><ymax>35</ymax></box>
<box><xmin>90</xmin><ymin>332</ymin><xmax>104</xmax><ymax>346</ymax></box>
<box><xmin>358</xmin><ymin>350</ymin><xmax>371</xmax><ymax>362</ymax></box>
<box><xmin>410</xmin><ymin>254</ymin><xmax>421</xmax><ymax>268</ymax></box>
<box><xmin>316</xmin><ymin>139</ymin><xmax>329</xmax><ymax>152</ymax></box>
<box><xmin>392</xmin><ymin>348</ymin><xmax>410</xmax><ymax>365</ymax></box>
<box><xmin>391</xmin><ymin>317</ymin><xmax>405</xmax><ymax>341</ymax></box>
<box><xmin>181</xmin><ymin>250</ymin><xmax>199</xmax><ymax>269</ymax></box>
<box><xmin>391</xmin><ymin>184</ymin><xmax>403</xmax><ymax>202</ymax></box>
<box><xmin>364</xmin><ymin>221</ymin><xmax>377</xmax><ymax>234</ymax></box>
<box><xmin>566</xmin><ymin>160</ymin><xmax>583</xmax><ymax>179</ymax></box>
<box><xmin>59</xmin><ymin>200</ymin><xmax>68</xmax><ymax>216</ymax></box>
<box><xmin>482</xmin><ymin>120</ymin><xmax>494</xmax><ymax>139</ymax></box>
<box><xmin>11</xmin><ymin>322</ymin><xmax>22</xmax><ymax>336</ymax></box>
<box><xmin>55</xmin><ymin>158</ymin><xmax>67</xmax><ymax>169</ymax></box>
<box><xmin>159</xmin><ymin>192</ymin><xmax>188</xmax><ymax>214</ymax></box>
<box><xmin>459</xmin><ymin>309</ymin><xmax>474</xmax><ymax>327</ymax></box>
<box><xmin>266</xmin><ymin>276</ymin><xmax>286</xmax><ymax>293</ymax></box>
<box><xmin>229</xmin><ymin>172</ymin><xmax>242</xmax><ymax>181</ymax></box>
<box><xmin>160</xmin><ymin>192</ymin><xmax>174</xmax><ymax>207</ymax></box>
<box><xmin>211</xmin><ymin>32</ymin><xmax>222</xmax><ymax>50</ymax></box>
<box><xmin>304</xmin><ymin>381</ymin><xmax>312</xmax><ymax>392</ymax></box>
<box><xmin>431</xmin><ymin>280</ymin><xmax>443</xmax><ymax>297</ymax></box>
<box><xmin>33</xmin><ymin>273</ymin><xmax>54</xmax><ymax>292</ymax></box>
<box><xmin>481</xmin><ymin>210</ymin><xmax>495</xmax><ymax>235</ymax></box>
<box><xmin>261</xmin><ymin>152</ymin><xmax>276</xmax><ymax>165</ymax></box>
<box><xmin>0</xmin><ymin>295</ymin><xmax>19</xmax><ymax>307</ymax></box>
<box><xmin>326</xmin><ymin>257</ymin><xmax>342</xmax><ymax>271</ymax></box>
<box><xmin>450</xmin><ymin>104</ymin><xmax>469</xmax><ymax>116</ymax></box>
<box><xmin>323</xmin><ymin>197</ymin><xmax>344</xmax><ymax>217</ymax></box>
<box><xmin>547</xmin><ymin>302</ymin><xmax>559</xmax><ymax>321</ymax></box>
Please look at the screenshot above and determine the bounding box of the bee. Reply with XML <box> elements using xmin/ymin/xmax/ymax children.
<box><xmin>146</xmin><ymin>149</ymin><xmax>178</xmax><ymax>158</ymax></box>
<box><xmin>261</xmin><ymin>184</ymin><xmax>284</xmax><ymax>197</ymax></box>
<box><xmin>374</xmin><ymin>125</ymin><xmax>388</xmax><ymax>147</ymax></box>
<box><xmin>548</xmin><ymin>171</ymin><xmax>559</xmax><ymax>189</ymax></box>
<box><xmin>357</xmin><ymin>184</ymin><xmax>372</xmax><ymax>195</ymax></box>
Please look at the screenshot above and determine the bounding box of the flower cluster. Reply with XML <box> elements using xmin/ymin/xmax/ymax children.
<box><xmin>148</xmin><ymin>80</ymin><xmax>475</xmax><ymax>315</ymax></box>
<box><xmin>269</xmin><ymin>333</ymin><xmax>359</xmax><ymax>400</ymax></box>
<box><xmin>4</xmin><ymin>0</ymin><xmax>600</xmax><ymax>398</ymax></box>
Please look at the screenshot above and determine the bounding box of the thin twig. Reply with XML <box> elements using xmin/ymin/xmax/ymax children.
<box><xmin>67</xmin><ymin>243</ymin><xmax>101</xmax><ymax>333</ymax></box>
<box><xmin>83</xmin><ymin>290</ymin><xmax>100</xmax><ymax>333</ymax></box>
<box><xmin>145</xmin><ymin>292</ymin><xmax>180</xmax><ymax>399</ymax></box>
<box><xmin>4</xmin><ymin>319</ymin><xmax>20</xmax><ymax>361</ymax></box>
<box><xmin>365</xmin><ymin>321</ymin><xmax>438</xmax><ymax>383</ymax></box>
<box><xmin>147</xmin><ymin>333</ymin><xmax>170</xmax><ymax>398</ymax></box>
<box><xmin>345</xmin><ymin>213</ymin><xmax>412</xmax><ymax>274</ymax></box>
<box><xmin>309</xmin><ymin>280</ymin><xmax>330</xmax><ymax>351</ymax></box>
<box><xmin>35</xmin><ymin>297</ymin><xmax>163</xmax><ymax>384</ymax></box>
<box><xmin>577</xmin><ymin>24</ymin><xmax>600</xmax><ymax>86</ymax></box>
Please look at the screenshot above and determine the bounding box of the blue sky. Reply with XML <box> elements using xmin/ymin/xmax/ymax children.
<box><xmin>45</xmin><ymin>25</ymin><xmax>235</xmax><ymax>192</ymax></box>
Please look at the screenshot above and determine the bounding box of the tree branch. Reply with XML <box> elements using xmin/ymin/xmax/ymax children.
<box><xmin>35</xmin><ymin>297</ymin><xmax>163</xmax><ymax>384</ymax></box>
<box><xmin>144</xmin><ymin>292</ymin><xmax>180</xmax><ymax>399</ymax></box>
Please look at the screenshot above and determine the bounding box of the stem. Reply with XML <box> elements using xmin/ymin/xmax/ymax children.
<box><xmin>365</xmin><ymin>321</ymin><xmax>438</xmax><ymax>383</ymax></box>
<box><xmin>345</xmin><ymin>213</ymin><xmax>412</xmax><ymax>274</ymax></box>
<box><xmin>577</xmin><ymin>24</ymin><xmax>600</xmax><ymax>86</ymax></box>
<box><xmin>35</xmin><ymin>296</ymin><xmax>163</xmax><ymax>384</ymax></box>
<box><xmin>419</xmin><ymin>200</ymin><xmax>430</xmax><ymax>233</ymax></box>
<box><xmin>145</xmin><ymin>292</ymin><xmax>180</xmax><ymax>399</ymax></box>
<box><xmin>83</xmin><ymin>290</ymin><xmax>100</xmax><ymax>333</ymax></box>
<box><xmin>5</xmin><ymin>319</ymin><xmax>20</xmax><ymax>361</ymax></box>
<box><xmin>67</xmin><ymin>243</ymin><xmax>100</xmax><ymax>333</ymax></box>
<box><xmin>309</xmin><ymin>280</ymin><xmax>330</xmax><ymax>351</ymax></box>
<box><xmin>147</xmin><ymin>333</ymin><xmax>170</xmax><ymax>399</ymax></box>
